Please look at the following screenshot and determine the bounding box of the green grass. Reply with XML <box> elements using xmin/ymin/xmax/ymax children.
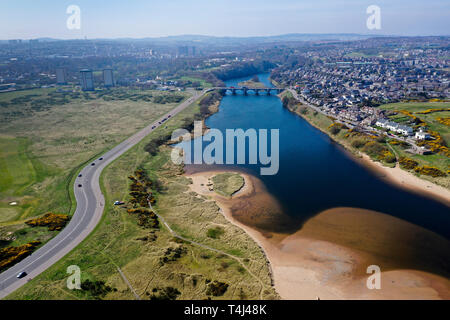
<box><xmin>0</xmin><ymin>87</ymin><xmax>192</xmax><ymax>251</ymax></box>
<box><xmin>377</xmin><ymin>101</ymin><xmax>450</xmax><ymax>187</ymax></box>
<box><xmin>378</xmin><ymin>101</ymin><xmax>450</xmax><ymax>145</ymax></box>
<box><xmin>6</xmin><ymin>97</ymin><xmax>277</xmax><ymax>300</ymax></box>
<box><xmin>212</xmin><ymin>172</ymin><xmax>245</xmax><ymax>197</ymax></box>
<box><xmin>173</xmin><ymin>76</ymin><xmax>212</xmax><ymax>88</ymax></box>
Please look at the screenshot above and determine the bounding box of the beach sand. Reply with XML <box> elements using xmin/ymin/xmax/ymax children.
<box><xmin>186</xmin><ymin>170</ymin><xmax>450</xmax><ymax>300</ymax></box>
<box><xmin>357</xmin><ymin>153</ymin><xmax>450</xmax><ymax>207</ymax></box>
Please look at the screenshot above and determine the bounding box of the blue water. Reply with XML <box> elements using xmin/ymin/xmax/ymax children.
<box><xmin>181</xmin><ymin>73</ymin><xmax>450</xmax><ymax>239</ymax></box>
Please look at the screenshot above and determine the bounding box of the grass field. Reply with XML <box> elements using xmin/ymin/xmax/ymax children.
<box><xmin>378</xmin><ymin>101</ymin><xmax>450</xmax><ymax>145</ymax></box>
<box><xmin>212</xmin><ymin>173</ymin><xmax>245</xmax><ymax>197</ymax></box>
<box><xmin>377</xmin><ymin>101</ymin><xmax>450</xmax><ymax>187</ymax></box>
<box><xmin>7</xmin><ymin>96</ymin><xmax>277</xmax><ymax>300</ymax></box>
<box><xmin>173</xmin><ymin>76</ymin><xmax>213</xmax><ymax>88</ymax></box>
<box><xmin>0</xmin><ymin>88</ymin><xmax>191</xmax><ymax>247</ymax></box>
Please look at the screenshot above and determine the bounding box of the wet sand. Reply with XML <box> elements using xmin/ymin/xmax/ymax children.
<box><xmin>186</xmin><ymin>170</ymin><xmax>450</xmax><ymax>300</ymax></box>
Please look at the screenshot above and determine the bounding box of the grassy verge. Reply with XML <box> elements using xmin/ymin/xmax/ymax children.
<box><xmin>7</xmin><ymin>94</ymin><xmax>277</xmax><ymax>300</ymax></box>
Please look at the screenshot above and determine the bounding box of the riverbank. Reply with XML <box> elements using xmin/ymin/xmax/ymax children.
<box><xmin>186</xmin><ymin>170</ymin><xmax>450</xmax><ymax>300</ymax></box>
<box><xmin>280</xmin><ymin>91</ymin><xmax>450</xmax><ymax>207</ymax></box>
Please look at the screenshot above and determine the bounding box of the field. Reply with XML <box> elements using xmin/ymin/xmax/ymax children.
<box><xmin>377</xmin><ymin>101</ymin><xmax>450</xmax><ymax>187</ymax></box>
<box><xmin>0</xmin><ymin>88</ymin><xmax>191</xmax><ymax>247</ymax></box>
<box><xmin>172</xmin><ymin>76</ymin><xmax>213</xmax><ymax>88</ymax></box>
<box><xmin>7</xmin><ymin>96</ymin><xmax>277</xmax><ymax>300</ymax></box>
<box><xmin>212</xmin><ymin>173</ymin><xmax>245</xmax><ymax>197</ymax></box>
<box><xmin>378</xmin><ymin>101</ymin><xmax>450</xmax><ymax>145</ymax></box>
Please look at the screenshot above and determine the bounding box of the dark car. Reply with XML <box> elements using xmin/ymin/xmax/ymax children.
<box><xmin>91</xmin><ymin>163</ymin><xmax>95</xmax><ymax>166</ymax></box>
<box><xmin>78</xmin><ymin>184</ymin><xmax>82</xmax><ymax>187</ymax></box>
<box><xmin>16</xmin><ymin>271</ymin><xmax>27</xmax><ymax>279</ymax></box>
<box><xmin>99</xmin><ymin>157</ymin><xmax>103</xmax><ymax>160</ymax></box>
<box><xmin>151</xmin><ymin>126</ymin><xmax>156</xmax><ymax>129</ymax></box>
<box><xmin>168</xmin><ymin>115</ymin><xmax>171</xmax><ymax>118</ymax></box>
<box><xmin>78</xmin><ymin>174</ymin><xmax>82</xmax><ymax>177</ymax></box>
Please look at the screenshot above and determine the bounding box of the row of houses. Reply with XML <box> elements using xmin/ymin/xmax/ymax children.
<box><xmin>375</xmin><ymin>119</ymin><xmax>414</xmax><ymax>136</ymax></box>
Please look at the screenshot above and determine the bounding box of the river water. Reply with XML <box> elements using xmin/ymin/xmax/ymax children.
<box><xmin>179</xmin><ymin>73</ymin><xmax>450</xmax><ymax>240</ymax></box>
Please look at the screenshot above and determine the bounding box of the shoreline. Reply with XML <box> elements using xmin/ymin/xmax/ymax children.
<box><xmin>185</xmin><ymin>170</ymin><xmax>450</xmax><ymax>300</ymax></box>
<box><xmin>282</xmin><ymin>99</ymin><xmax>450</xmax><ymax>207</ymax></box>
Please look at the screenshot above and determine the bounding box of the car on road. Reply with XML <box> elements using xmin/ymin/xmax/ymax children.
<box><xmin>99</xmin><ymin>157</ymin><xmax>103</xmax><ymax>160</ymax></box>
<box><xmin>78</xmin><ymin>174</ymin><xmax>82</xmax><ymax>177</ymax></box>
<box><xmin>91</xmin><ymin>163</ymin><xmax>95</xmax><ymax>166</ymax></box>
<box><xmin>114</xmin><ymin>201</ymin><xmax>125</xmax><ymax>205</ymax></box>
<box><xmin>151</xmin><ymin>126</ymin><xmax>156</xmax><ymax>129</ymax></box>
<box><xmin>78</xmin><ymin>184</ymin><xmax>82</xmax><ymax>187</ymax></box>
<box><xmin>16</xmin><ymin>271</ymin><xmax>27</xmax><ymax>279</ymax></box>
<box><xmin>168</xmin><ymin>115</ymin><xmax>171</xmax><ymax>118</ymax></box>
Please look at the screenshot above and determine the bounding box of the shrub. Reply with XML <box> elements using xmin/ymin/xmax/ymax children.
<box><xmin>414</xmin><ymin>165</ymin><xmax>447</xmax><ymax>177</ymax></box>
<box><xmin>299</xmin><ymin>106</ymin><xmax>308</xmax><ymax>115</ymax></box>
<box><xmin>206</xmin><ymin>280</ymin><xmax>229</xmax><ymax>296</ymax></box>
<box><xmin>351</xmin><ymin>139</ymin><xmax>366</xmax><ymax>148</ymax></box>
<box><xmin>384</xmin><ymin>153</ymin><xmax>396</xmax><ymax>163</ymax></box>
<box><xmin>206</xmin><ymin>227</ymin><xmax>224</xmax><ymax>239</ymax></box>
<box><xmin>399</xmin><ymin>157</ymin><xmax>418</xmax><ymax>170</ymax></box>
<box><xmin>0</xmin><ymin>241</ymin><xmax>41</xmax><ymax>272</ymax></box>
<box><xmin>81</xmin><ymin>280</ymin><xmax>116</xmax><ymax>299</ymax></box>
<box><xmin>148</xmin><ymin>287</ymin><xmax>181</xmax><ymax>300</ymax></box>
<box><xmin>329</xmin><ymin>125</ymin><xmax>340</xmax><ymax>135</ymax></box>
<box><xmin>25</xmin><ymin>213</ymin><xmax>70</xmax><ymax>231</ymax></box>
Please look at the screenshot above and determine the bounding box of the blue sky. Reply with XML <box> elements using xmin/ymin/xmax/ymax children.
<box><xmin>0</xmin><ymin>0</ymin><xmax>449</xmax><ymax>39</ymax></box>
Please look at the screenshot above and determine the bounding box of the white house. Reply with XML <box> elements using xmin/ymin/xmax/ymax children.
<box><xmin>415</xmin><ymin>129</ymin><xmax>431</xmax><ymax>140</ymax></box>
<box><xmin>375</xmin><ymin>118</ymin><xmax>413</xmax><ymax>136</ymax></box>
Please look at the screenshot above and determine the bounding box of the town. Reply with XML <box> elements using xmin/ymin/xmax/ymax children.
<box><xmin>271</xmin><ymin>37</ymin><xmax>449</xmax><ymax>150</ymax></box>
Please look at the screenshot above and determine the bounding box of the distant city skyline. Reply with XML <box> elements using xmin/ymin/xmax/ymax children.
<box><xmin>0</xmin><ymin>0</ymin><xmax>449</xmax><ymax>40</ymax></box>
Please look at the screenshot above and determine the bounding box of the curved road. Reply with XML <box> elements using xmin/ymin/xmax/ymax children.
<box><xmin>0</xmin><ymin>89</ymin><xmax>207</xmax><ymax>299</ymax></box>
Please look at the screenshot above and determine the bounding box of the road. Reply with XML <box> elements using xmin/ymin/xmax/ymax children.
<box><xmin>0</xmin><ymin>89</ymin><xmax>206</xmax><ymax>299</ymax></box>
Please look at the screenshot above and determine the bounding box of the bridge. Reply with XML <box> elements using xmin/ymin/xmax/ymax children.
<box><xmin>213</xmin><ymin>86</ymin><xmax>284</xmax><ymax>95</ymax></box>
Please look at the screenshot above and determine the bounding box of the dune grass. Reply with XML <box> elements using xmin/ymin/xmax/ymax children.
<box><xmin>212</xmin><ymin>173</ymin><xmax>245</xmax><ymax>197</ymax></box>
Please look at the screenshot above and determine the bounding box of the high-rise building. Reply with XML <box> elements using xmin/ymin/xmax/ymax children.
<box><xmin>189</xmin><ymin>46</ymin><xmax>196</xmax><ymax>56</ymax></box>
<box><xmin>56</xmin><ymin>68</ymin><xmax>67</xmax><ymax>85</ymax></box>
<box><xmin>177</xmin><ymin>46</ymin><xmax>189</xmax><ymax>57</ymax></box>
<box><xmin>103</xmin><ymin>69</ymin><xmax>115</xmax><ymax>87</ymax></box>
<box><xmin>80</xmin><ymin>69</ymin><xmax>94</xmax><ymax>91</ymax></box>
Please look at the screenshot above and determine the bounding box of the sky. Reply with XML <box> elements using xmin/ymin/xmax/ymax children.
<box><xmin>0</xmin><ymin>0</ymin><xmax>449</xmax><ymax>39</ymax></box>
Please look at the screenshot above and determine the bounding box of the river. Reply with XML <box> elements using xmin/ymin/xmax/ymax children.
<box><xmin>179</xmin><ymin>73</ymin><xmax>450</xmax><ymax>241</ymax></box>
